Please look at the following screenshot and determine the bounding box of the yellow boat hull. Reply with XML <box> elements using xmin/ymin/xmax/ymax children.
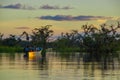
<box><xmin>28</xmin><ymin>51</ymin><xmax>41</xmax><ymax>60</ymax></box>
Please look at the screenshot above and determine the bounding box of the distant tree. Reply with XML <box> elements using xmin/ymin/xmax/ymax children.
<box><xmin>54</xmin><ymin>30</ymin><xmax>84</xmax><ymax>52</ymax></box>
<box><xmin>31</xmin><ymin>25</ymin><xmax>53</xmax><ymax>57</ymax></box>
<box><xmin>81</xmin><ymin>22</ymin><xmax>120</xmax><ymax>61</ymax></box>
<box><xmin>19</xmin><ymin>31</ymin><xmax>29</xmax><ymax>41</ymax></box>
<box><xmin>0</xmin><ymin>33</ymin><xmax>3</xmax><ymax>40</ymax></box>
<box><xmin>0</xmin><ymin>33</ymin><xmax>4</xmax><ymax>45</ymax></box>
<box><xmin>2</xmin><ymin>34</ymin><xmax>17</xmax><ymax>46</ymax></box>
<box><xmin>57</xmin><ymin>30</ymin><xmax>79</xmax><ymax>47</ymax></box>
<box><xmin>16</xmin><ymin>31</ymin><xmax>30</xmax><ymax>47</ymax></box>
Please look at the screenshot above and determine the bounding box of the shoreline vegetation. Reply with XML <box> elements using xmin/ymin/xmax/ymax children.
<box><xmin>0</xmin><ymin>45</ymin><xmax>120</xmax><ymax>53</ymax></box>
<box><xmin>0</xmin><ymin>23</ymin><xmax>120</xmax><ymax>61</ymax></box>
<box><xmin>0</xmin><ymin>46</ymin><xmax>82</xmax><ymax>53</ymax></box>
<box><xmin>0</xmin><ymin>46</ymin><xmax>23</xmax><ymax>53</ymax></box>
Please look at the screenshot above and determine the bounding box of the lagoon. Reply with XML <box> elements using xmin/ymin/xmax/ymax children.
<box><xmin>0</xmin><ymin>52</ymin><xmax>120</xmax><ymax>80</ymax></box>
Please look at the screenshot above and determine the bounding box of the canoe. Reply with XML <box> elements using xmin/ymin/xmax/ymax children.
<box><xmin>28</xmin><ymin>51</ymin><xmax>42</xmax><ymax>60</ymax></box>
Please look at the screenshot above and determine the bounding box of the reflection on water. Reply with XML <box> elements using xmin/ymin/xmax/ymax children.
<box><xmin>0</xmin><ymin>52</ymin><xmax>120</xmax><ymax>80</ymax></box>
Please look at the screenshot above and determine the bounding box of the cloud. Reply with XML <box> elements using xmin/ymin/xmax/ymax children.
<box><xmin>15</xmin><ymin>27</ymin><xmax>30</xmax><ymax>29</ymax></box>
<box><xmin>1</xmin><ymin>3</ymin><xmax>35</xmax><ymax>10</ymax></box>
<box><xmin>1</xmin><ymin>4</ymin><xmax>73</xmax><ymax>10</ymax></box>
<box><xmin>2</xmin><ymin>3</ymin><xmax>22</xmax><ymax>9</ymax></box>
<box><xmin>62</xmin><ymin>6</ymin><xmax>73</xmax><ymax>10</ymax></box>
<box><xmin>40</xmin><ymin>4</ymin><xmax>73</xmax><ymax>10</ymax></box>
<box><xmin>38</xmin><ymin>15</ymin><xmax>112</xmax><ymax>21</ymax></box>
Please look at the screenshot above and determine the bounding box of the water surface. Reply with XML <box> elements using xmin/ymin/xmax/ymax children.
<box><xmin>0</xmin><ymin>52</ymin><xmax>120</xmax><ymax>80</ymax></box>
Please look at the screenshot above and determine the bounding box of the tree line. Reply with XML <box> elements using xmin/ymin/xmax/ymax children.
<box><xmin>0</xmin><ymin>23</ymin><xmax>120</xmax><ymax>59</ymax></box>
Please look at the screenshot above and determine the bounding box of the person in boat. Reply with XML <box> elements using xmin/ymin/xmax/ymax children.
<box><xmin>36</xmin><ymin>47</ymin><xmax>42</xmax><ymax>51</ymax></box>
<box><xmin>23</xmin><ymin>45</ymin><xmax>30</xmax><ymax>57</ymax></box>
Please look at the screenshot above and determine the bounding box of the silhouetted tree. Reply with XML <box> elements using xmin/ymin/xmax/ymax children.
<box><xmin>0</xmin><ymin>33</ymin><xmax>4</xmax><ymax>45</ymax></box>
<box><xmin>0</xmin><ymin>33</ymin><xmax>3</xmax><ymax>40</ymax></box>
<box><xmin>31</xmin><ymin>25</ymin><xmax>53</xmax><ymax>57</ymax></box>
<box><xmin>2</xmin><ymin>34</ymin><xmax>17</xmax><ymax>46</ymax></box>
<box><xmin>81</xmin><ymin>22</ymin><xmax>120</xmax><ymax>61</ymax></box>
<box><xmin>54</xmin><ymin>30</ymin><xmax>82</xmax><ymax>52</ymax></box>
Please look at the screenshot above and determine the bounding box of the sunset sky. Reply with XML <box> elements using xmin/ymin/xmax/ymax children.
<box><xmin>0</xmin><ymin>0</ymin><xmax>120</xmax><ymax>37</ymax></box>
